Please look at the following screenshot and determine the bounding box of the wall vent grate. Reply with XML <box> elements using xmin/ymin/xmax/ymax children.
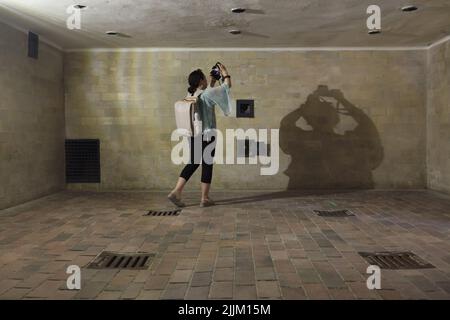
<box><xmin>65</xmin><ymin>139</ymin><xmax>100</xmax><ymax>183</ymax></box>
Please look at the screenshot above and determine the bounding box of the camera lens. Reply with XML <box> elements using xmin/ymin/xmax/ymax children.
<box><xmin>211</xmin><ymin>65</ymin><xmax>221</xmax><ymax>80</ymax></box>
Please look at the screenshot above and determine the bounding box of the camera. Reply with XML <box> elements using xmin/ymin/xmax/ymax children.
<box><xmin>314</xmin><ymin>85</ymin><xmax>330</xmax><ymax>97</ymax></box>
<box><xmin>210</xmin><ymin>62</ymin><xmax>222</xmax><ymax>81</ymax></box>
<box><xmin>314</xmin><ymin>85</ymin><xmax>341</xmax><ymax>99</ymax></box>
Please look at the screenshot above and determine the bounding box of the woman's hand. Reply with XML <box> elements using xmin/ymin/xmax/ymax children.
<box><xmin>217</xmin><ymin>62</ymin><xmax>229</xmax><ymax>77</ymax></box>
<box><xmin>217</xmin><ymin>62</ymin><xmax>231</xmax><ymax>88</ymax></box>
<box><xmin>329</xmin><ymin>89</ymin><xmax>344</xmax><ymax>101</ymax></box>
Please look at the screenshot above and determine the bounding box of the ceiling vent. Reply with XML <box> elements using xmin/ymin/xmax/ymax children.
<box><xmin>231</xmin><ymin>8</ymin><xmax>246</xmax><ymax>13</ymax></box>
<box><xmin>401</xmin><ymin>5</ymin><xmax>418</xmax><ymax>12</ymax></box>
<box><xmin>229</xmin><ymin>29</ymin><xmax>241</xmax><ymax>35</ymax></box>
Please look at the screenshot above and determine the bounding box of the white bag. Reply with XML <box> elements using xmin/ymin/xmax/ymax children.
<box><xmin>174</xmin><ymin>92</ymin><xmax>202</xmax><ymax>137</ymax></box>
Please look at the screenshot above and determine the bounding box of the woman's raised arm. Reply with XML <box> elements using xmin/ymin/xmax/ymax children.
<box><xmin>217</xmin><ymin>62</ymin><xmax>231</xmax><ymax>88</ymax></box>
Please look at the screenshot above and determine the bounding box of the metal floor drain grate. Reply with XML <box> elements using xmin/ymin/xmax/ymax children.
<box><xmin>359</xmin><ymin>251</ymin><xmax>435</xmax><ymax>269</ymax></box>
<box><xmin>86</xmin><ymin>251</ymin><xmax>154</xmax><ymax>270</ymax></box>
<box><xmin>314</xmin><ymin>209</ymin><xmax>354</xmax><ymax>217</ymax></box>
<box><xmin>144</xmin><ymin>209</ymin><xmax>181</xmax><ymax>216</ymax></box>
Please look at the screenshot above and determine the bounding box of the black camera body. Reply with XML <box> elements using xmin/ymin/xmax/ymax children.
<box><xmin>315</xmin><ymin>85</ymin><xmax>330</xmax><ymax>97</ymax></box>
<box><xmin>210</xmin><ymin>62</ymin><xmax>222</xmax><ymax>81</ymax></box>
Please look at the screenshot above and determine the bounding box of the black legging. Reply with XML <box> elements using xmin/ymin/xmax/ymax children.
<box><xmin>180</xmin><ymin>135</ymin><xmax>216</xmax><ymax>184</ymax></box>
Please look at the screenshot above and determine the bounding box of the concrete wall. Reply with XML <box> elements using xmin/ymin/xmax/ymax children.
<box><xmin>427</xmin><ymin>40</ymin><xmax>450</xmax><ymax>193</ymax></box>
<box><xmin>64</xmin><ymin>49</ymin><xmax>427</xmax><ymax>191</ymax></box>
<box><xmin>0</xmin><ymin>22</ymin><xmax>65</xmax><ymax>209</ymax></box>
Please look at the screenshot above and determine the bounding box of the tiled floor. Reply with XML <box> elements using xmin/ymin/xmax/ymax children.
<box><xmin>0</xmin><ymin>190</ymin><xmax>450</xmax><ymax>300</ymax></box>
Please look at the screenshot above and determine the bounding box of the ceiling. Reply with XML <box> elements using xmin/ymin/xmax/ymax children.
<box><xmin>0</xmin><ymin>0</ymin><xmax>449</xmax><ymax>50</ymax></box>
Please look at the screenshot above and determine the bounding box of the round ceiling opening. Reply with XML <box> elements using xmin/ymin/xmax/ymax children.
<box><xmin>231</xmin><ymin>8</ymin><xmax>246</xmax><ymax>13</ymax></box>
<box><xmin>401</xmin><ymin>5</ymin><xmax>418</xmax><ymax>12</ymax></box>
<box><xmin>229</xmin><ymin>29</ymin><xmax>242</xmax><ymax>35</ymax></box>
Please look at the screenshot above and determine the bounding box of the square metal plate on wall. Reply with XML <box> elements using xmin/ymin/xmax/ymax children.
<box><xmin>236</xmin><ymin>99</ymin><xmax>254</xmax><ymax>118</ymax></box>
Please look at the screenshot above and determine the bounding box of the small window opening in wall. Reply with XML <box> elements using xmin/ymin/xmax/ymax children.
<box><xmin>28</xmin><ymin>32</ymin><xmax>39</xmax><ymax>59</ymax></box>
<box><xmin>236</xmin><ymin>100</ymin><xmax>254</xmax><ymax>118</ymax></box>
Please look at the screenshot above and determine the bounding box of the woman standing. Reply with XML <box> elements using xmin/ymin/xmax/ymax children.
<box><xmin>168</xmin><ymin>62</ymin><xmax>232</xmax><ymax>207</ymax></box>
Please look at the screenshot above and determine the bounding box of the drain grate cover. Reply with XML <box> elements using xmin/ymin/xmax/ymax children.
<box><xmin>145</xmin><ymin>209</ymin><xmax>181</xmax><ymax>216</ymax></box>
<box><xmin>314</xmin><ymin>209</ymin><xmax>354</xmax><ymax>217</ymax></box>
<box><xmin>359</xmin><ymin>251</ymin><xmax>435</xmax><ymax>269</ymax></box>
<box><xmin>87</xmin><ymin>251</ymin><xmax>154</xmax><ymax>270</ymax></box>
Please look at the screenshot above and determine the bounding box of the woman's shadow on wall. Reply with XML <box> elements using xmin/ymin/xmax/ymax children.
<box><xmin>217</xmin><ymin>85</ymin><xmax>384</xmax><ymax>205</ymax></box>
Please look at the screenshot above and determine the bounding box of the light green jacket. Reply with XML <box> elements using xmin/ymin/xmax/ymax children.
<box><xmin>191</xmin><ymin>82</ymin><xmax>231</xmax><ymax>140</ymax></box>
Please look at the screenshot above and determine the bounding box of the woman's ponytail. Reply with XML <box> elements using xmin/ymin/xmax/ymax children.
<box><xmin>187</xmin><ymin>69</ymin><xmax>205</xmax><ymax>96</ymax></box>
<box><xmin>187</xmin><ymin>86</ymin><xmax>196</xmax><ymax>95</ymax></box>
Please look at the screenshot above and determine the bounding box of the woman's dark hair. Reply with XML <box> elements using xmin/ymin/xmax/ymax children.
<box><xmin>187</xmin><ymin>69</ymin><xmax>205</xmax><ymax>95</ymax></box>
